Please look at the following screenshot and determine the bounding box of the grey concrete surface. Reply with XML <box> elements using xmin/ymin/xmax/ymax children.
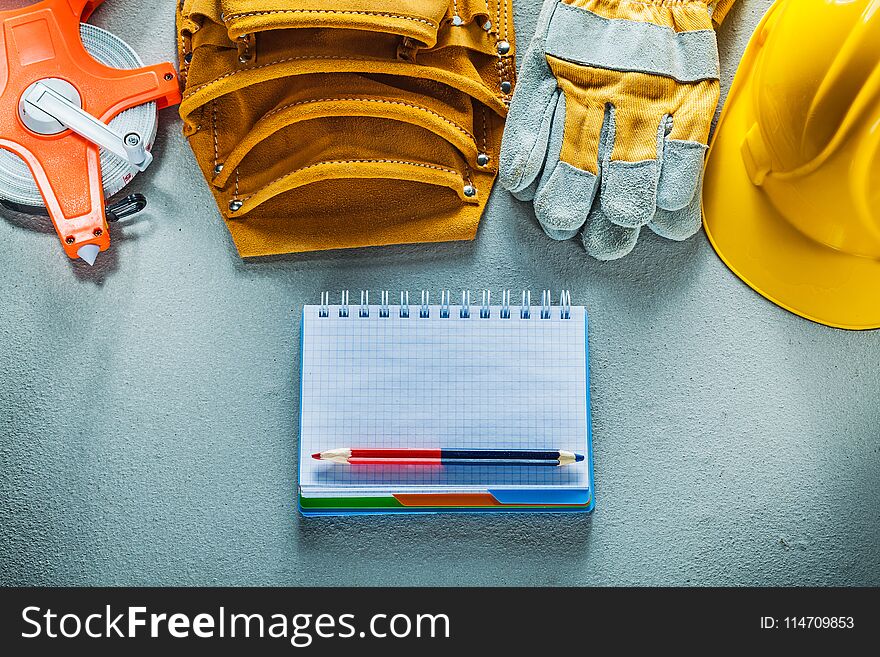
<box><xmin>1</xmin><ymin>1</ymin><xmax>878</xmax><ymax>587</ymax></box>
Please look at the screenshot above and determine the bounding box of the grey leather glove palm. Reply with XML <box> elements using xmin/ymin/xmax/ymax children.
<box><xmin>499</xmin><ymin>0</ymin><xmax>729</xmax><ymax>260</ymax></box>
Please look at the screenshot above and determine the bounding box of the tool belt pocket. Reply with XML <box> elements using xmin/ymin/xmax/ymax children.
<box><xmin>212</xmin><ymin>109</ymin><xmax>484</xmax><ymax>256</ymax></box>
<box><xmin>180</xmin><ymin>0</ymin><xmax>223</xmax><ymax>23</ymax></box>
<box><xmin>218</xmin><ymin>1</ymin><xmax>455</xmax><ymax>48</ymax></box>
<box><xmin>177</xmin><ymin>1</ymin><xmax>514</xmax><ymax>257</ymax></box>
<box><xmin>178</xmin><ymin>0</ymin><xmax>235</xmax><ymax>87</ymax></box>
<box><xmin>401</xmin><ymin>0</ymin><xmax>503</xmax><ymax>59</ymax></box>
<box><xmin>217</xmin><ymin>96</ymin><xmax>482</xmax><ymax>221</ymax></box>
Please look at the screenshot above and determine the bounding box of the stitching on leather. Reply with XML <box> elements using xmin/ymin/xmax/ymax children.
<box><xmin>223</xmin><ymin>9</ymin><xmax>438</xmax><ymax>28</ymax></box>
<box><xmin>179</xmin><ymin>27</ymin><xmax>192</xmax><ymax>84</ymax></box>
<box><xmin>211</xmin><ymin>100</ymin><xmax>219</xmax><ymax>167</ymax></box>
<box><xmin>182</xmin><ymin>56</ymin><xmax>509</xmax><ymax>116</ymax></box>
<box><xmin>241</xmin><ymin>159</ymin><xmax>461</xmax><ymax>204</ymax></box>
<box><xmin>183</xmin><ymin>55</ymin><xmax>393</xmax><ymax>100</ymax></box>
<box><xmin>259</xmin><ymin>97</ymin><xmax>476</xmax><ymax>143</ymax></box>
<box><xmin>480</xmin><ymin>104</ymin><xmax>488</xmax><ymax>154</ymax></box>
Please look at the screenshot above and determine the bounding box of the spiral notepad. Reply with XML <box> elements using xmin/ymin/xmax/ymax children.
<box><xmin>298</xmin><ymin>290</ymin><xmax>594</xmax><ymax>515</ymax></box>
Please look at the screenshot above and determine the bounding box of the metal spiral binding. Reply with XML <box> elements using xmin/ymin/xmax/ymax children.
<box><xmin>318</xmin><ymin>290</ymin><xmax>574</xmax><ymax>320</ymax></box>
<box><xmin>560</xmin><ymin>290</ymin><xmax>572</xmax><ymax>320</ymax></box>
<box><xmin>501</xmin><ymin>290</ymin><xmax>511</xmax><ymax>319</ymax></box>
<box><xmin>541</xmin><ymin>290</ymin><xmax>552</xmax><ymax>319</ymax></box>
<box><xmin>420</xmin><ymin>290</ymin><xmax>430</xmax><ymax>318</ymax></box>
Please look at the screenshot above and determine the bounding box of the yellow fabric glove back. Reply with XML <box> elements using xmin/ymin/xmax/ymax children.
<box><xmin>500</xmin><ymin>0</ymin><xmax>735</xmax><ymax>260</ymax></box>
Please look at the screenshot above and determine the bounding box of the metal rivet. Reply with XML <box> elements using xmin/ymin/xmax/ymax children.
<box><xmin>463</xmin><ymin>185</ymin><xmax>477</xmax><ymax>198</ymax></box>
<box><xmin>477</xmin><ymin>153</ymin><xmax>490</xmax><ymax>167</ymax></box>
<box><xmin>214</xmin><ymin>164</ymin><xmax>224</xmax><ymax>175</ymax></box>
<box><xmin>93</xmin><ymin>228</ymin><xmax>103</xmax><ymax>237</ymax></box>
<box><xmin>497</xmin><ymin>40</ymin><xmax>510</xmax><ymax>55</ymax></box>
<box><xmin>184</xmin><ymin>52</ymin><xmax>193</xmax><ymax>64</ymax></box>
<box><xmin>482</xmin><ymin>20</ymin><xmax>492</xmax><ymax>31</ymax></box>
<box><xmin>229</xmin><ymin>200</ymin><xmax>243</xmax><ymax>212</ymax></box>
<box><xmin>452</xmin><ymin>15</ymin><xmax>464</xmax><ymax>26</ymax></box>
<box><xmin>65</xmin><ymin>236</ymin><xmax>75</xmax><ymax>244</ymax></box>
<box><xmin>500</xmin><ymin>81</ymin><xmax>512</xmax><ymax>94</ymax></box>
<box><xmin>164</xmin><ymin>72</ymin><xmax>174</xmax><ymax>81</ymax></box>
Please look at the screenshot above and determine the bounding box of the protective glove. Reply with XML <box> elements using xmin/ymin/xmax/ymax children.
<box><xmin>500</xmin><ymin>0</ymin><xmax>735</xmax><ymax>260</ymax></box>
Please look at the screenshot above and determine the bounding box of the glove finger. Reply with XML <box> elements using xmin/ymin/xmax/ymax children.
<box><xmin>650</xmin><ymin>170</ymin><xmax>704</xmax><ymax>241</ymax></box>
<box><xmin>655</xmin><ymin>68</ymin><xmax>718</xmax><ymax>211</ymax></box>
<box><xmin>510</xmin><ymin>90</ymin><xmax>564</xmax><ymax>203</ymax></box>
<box><xmin>510</xmin><ymin>176</ymin><xmax>541</xmax><ymax>203</ymax></box>
<box><xmin>498</xmin><ymin>52</ymin><xmax>561</xmax><ymax>196</ymax></box>
<box><xmin>657</xmin><ymin>137</ymin><xmax>707</xmax><ymax>211</ymax></box>
<box><xmin>597</xmin><ymin>107</ymin><xmax>660</xmax><ymax>229</ymax></box>
<box><xmin>533</xmin><ymin>93</ymin><xmax>600</xmax><ymax>240</ymax></box>
<box><xmin>581</xmin><ymin>206</ymin><xmax>641</xmax><ymax>261</ymax></box>
<box><xmin>513</xmin><ymin>89</ymin><xmax>566</xmax><ymax>203</ymax></box>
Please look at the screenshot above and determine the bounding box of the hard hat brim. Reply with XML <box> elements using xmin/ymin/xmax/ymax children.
<box><xmin>703</xmin><ymin>20</ymin><xmax>880</xmax><ymax>331</ymax></box>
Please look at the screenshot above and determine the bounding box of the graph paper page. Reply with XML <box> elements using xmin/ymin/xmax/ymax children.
<box><xmin>299</xmin><ymin>303</ymin><xmax>590</xmax><ymax>496</ymax></box>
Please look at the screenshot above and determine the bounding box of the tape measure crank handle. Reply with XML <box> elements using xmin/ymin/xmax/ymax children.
<box><xmin>21</xmin><ymin>80</ymin><xmax>153</xmax><ymax>172</ymax></box>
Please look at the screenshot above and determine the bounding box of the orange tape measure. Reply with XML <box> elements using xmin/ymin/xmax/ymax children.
<box><xmin>0</xmin><ymin>0</ymin><xmax>180</xmax><ymax>264</ymax></box>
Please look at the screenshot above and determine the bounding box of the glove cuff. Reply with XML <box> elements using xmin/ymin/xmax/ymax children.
<box><xmin>710</xmin><ymin>0</ymin><xmax>737</xmax><ymax>27</ymax></box>
<box><xmin>584</xmin><ymin>0</ymin><xmax>715</xmax><ymax>7</ymax></box>
<box><xmin>564</xmin><ymin>0</ymin><xmax>723</xmax><ymax>31</ymax></box>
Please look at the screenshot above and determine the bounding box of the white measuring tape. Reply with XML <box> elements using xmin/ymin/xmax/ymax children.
<box><xmin>0</xmin><ymin>23</ymin><xmax>158</xmax><ymax>210</ymax></box>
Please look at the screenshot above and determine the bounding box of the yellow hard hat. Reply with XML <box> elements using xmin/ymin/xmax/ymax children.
<box><xmin>703</xmin><ymin>0</ymin><xmax>880</xmax><ymax>330</ymax></box>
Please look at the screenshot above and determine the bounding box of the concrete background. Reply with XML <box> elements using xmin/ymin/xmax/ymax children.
<box><xmin>1</xmin><ymin>0</ymin><xmax>878</xmax><ymax>587</ymax></box>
